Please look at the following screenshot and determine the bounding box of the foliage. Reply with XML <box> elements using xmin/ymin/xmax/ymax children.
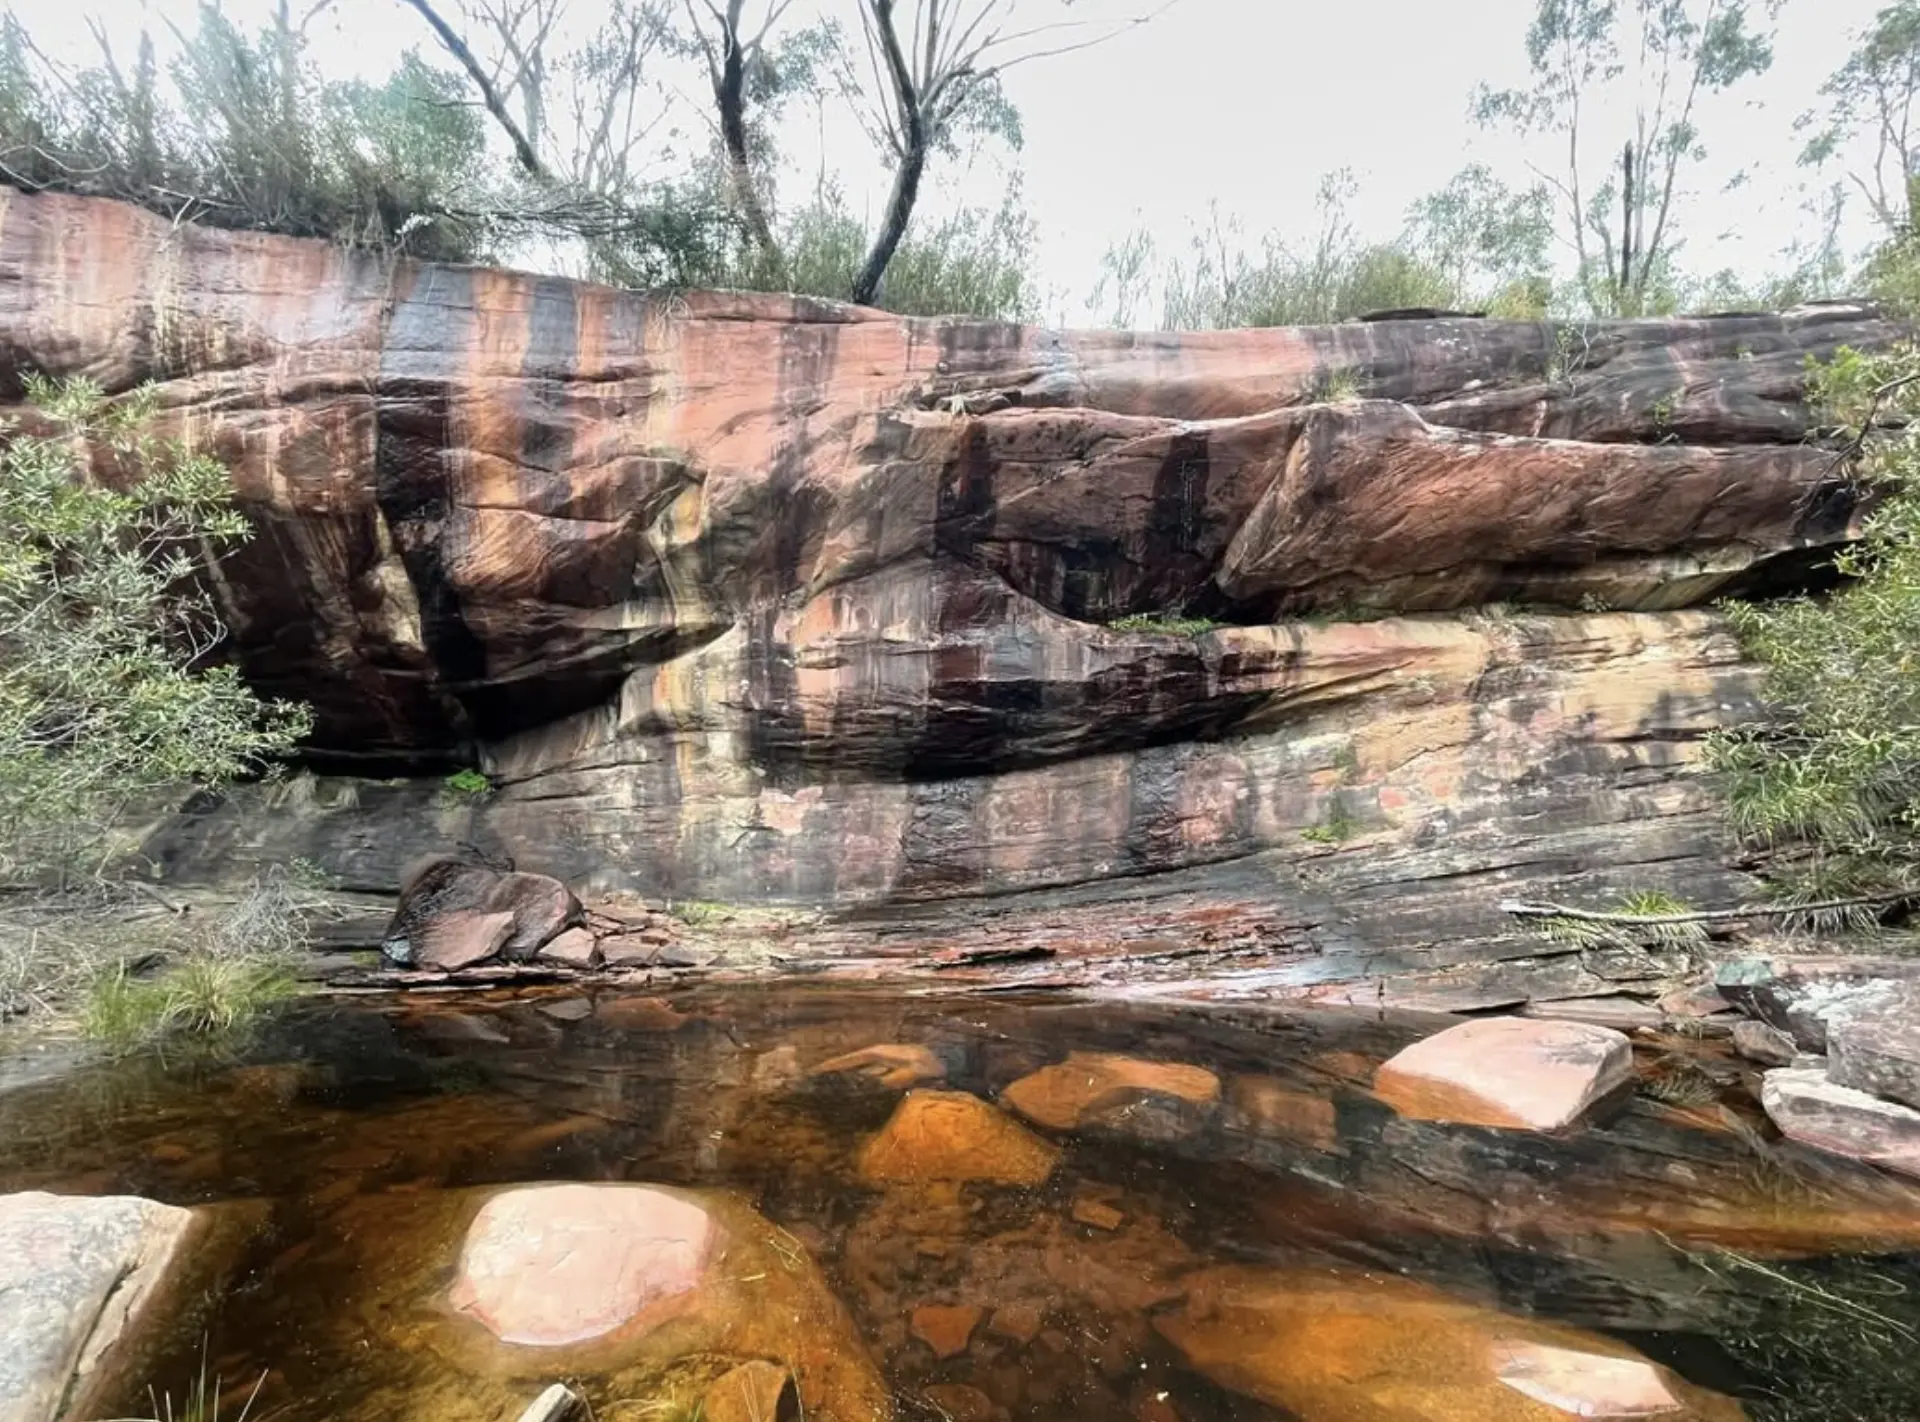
<box><xmin>0</xmin><ymin>376</ymin><xmax>310</xmax><ymax>886</ymax></box>
<box><xmin>1106</xmin><ymin>613</ymin><xmax>1222</xmax><ymax>637</ymax></box>
<box><xmin>1476</xmin><ymin>0</ymin><xmax>1779</xmax><ymax>317</ymax></box>
<box><xmin>1403</xmin><ymin>162</ymin><xmax>1555</xmax><ymax>316</ymax></box>
<box><xmin>85</xmin><ymin>952</ymin><xmax>297</xmax><ymax>1053</ymax></box>
<box><xmin>0</xmin><ymin>11</ymin><xmax>493</xmax><ymax>260</ymax></box>
<box><xmin>1094</xmin><ymin>165</ymin><xmax>1556</xmax><ymax>331</ymax></box>
<box><xmin>1301</xmin><ymin>800</ymin><xmax>1357</xmax><ymax>845</ymax></box>
<box><xmin>444</xmin><ymin>768</ymin><xmax>493</xmax><ymax>797</ymax></box>
<box><xmin>724</xmin><ymin>180</ymin><xmax>1038</xmax><ymax>320</ymax></box>
<box><xmin>1802</xmin><ymin>1</ymin><xmax>1920</xmax><ymax>238</ymax></box>
<box><xmin>1707</xmin><ymin>336</ymin><xmax>1920</xmax><ymax>874</ymax></box>
<box><xmin>136</xmin><ymin>1344</ymin><xmax>268</xmax><ymax>1422</ymax></box>
<box><xmin>1</xmin><ymin>869</ymin><xmax>330</xmax><ymax>1031</ymax></box>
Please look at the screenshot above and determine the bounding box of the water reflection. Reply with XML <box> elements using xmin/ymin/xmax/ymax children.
<box><xmin>4</xmin><ymin>986</ymin><xmax>1919</xmax><ymax>1421</ymax></box>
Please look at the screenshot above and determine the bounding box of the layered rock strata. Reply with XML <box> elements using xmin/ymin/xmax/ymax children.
<box><xmin>0</xmin><ymin>188</ymin><xmax>1899</xmax><ymax>979</ymax></box>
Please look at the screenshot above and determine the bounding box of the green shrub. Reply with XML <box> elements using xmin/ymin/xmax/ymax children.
<box><xmin>1106</xmin><ymin>614</ymin><xmax>1222</xmax><ymax>637</ymax></box>
<box><xmin>0</xmin><ymin>375</ymin><xmax>310</xmax><ymax>885</ymax></box>
<box><xmin>1707</xmin><ymin>327</ymin><xmax>1920</xmax><ymax>896</ymax></box>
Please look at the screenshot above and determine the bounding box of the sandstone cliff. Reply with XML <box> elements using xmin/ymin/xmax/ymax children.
<box><xmin>0</xmin><ymin>189</ymin><xmax>1897</xmax><ymax>998</ymax></box>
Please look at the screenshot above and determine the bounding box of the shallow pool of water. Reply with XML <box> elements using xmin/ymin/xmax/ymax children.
<box><xmin>5</xmin><ymin>987</ymin><xmax>1920</xmax><ymax>1422</ymax></box>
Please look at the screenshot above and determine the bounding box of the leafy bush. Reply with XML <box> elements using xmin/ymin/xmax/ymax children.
<box><xmin>724</xmin><ymin>182</ymin><xmax>1038</xmax><ymax>321</ymax></box>
<box><xmin>0</xmin><ymin>13</ymin><xmax>494</xmax><ymax>260</ymax></box>
<box><xmin>0</xmin><ymin>375</ymin><xmax>310</xmax><ymax>885</ymax></box>
<box><xmin>1707</xmin><ymin>306</ymin><xmax>1920</xmax><ymax>903</ymax></box>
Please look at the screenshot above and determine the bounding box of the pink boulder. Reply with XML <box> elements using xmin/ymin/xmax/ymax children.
<box><xmin>1373</xmin><ymin>1017</ymin><xmax>1633</xmax><ymax>1131</ymax></box>
<box><xmin>449</xmin><ymin>1184</ymin><xmax>718</xmax><ymax>1346</ymax></box>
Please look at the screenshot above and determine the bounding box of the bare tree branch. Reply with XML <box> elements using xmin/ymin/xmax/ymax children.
<box><xmin>397</xmin><ymin>0</ymin><xmax>548</xmax><ymax>177</ymax></box>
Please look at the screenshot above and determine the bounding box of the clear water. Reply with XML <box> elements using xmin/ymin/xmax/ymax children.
<box><xmin>5</xmin><ymin>986</ymin><xmax>1920</xmax><ymax>1422</ymax></box>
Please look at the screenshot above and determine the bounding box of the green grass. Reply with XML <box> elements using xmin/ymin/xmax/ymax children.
<box><xmin>1614</xmin><ymin>889</ymin><xmax>1694</xmax><ymax>917</ymax></box>
<box><xmin>136</xmin><ymin>1341</ymin><xmax>267</xmax><ymax>1421</ymax></box>
<box><xmin>667</xmin><ymin>900</ymin><xmax>733</xmax><ymax>928</ymax></box>
<box><xmin>84</xmin><ymin>954</ymin><xmax>297</xmax><ymax>1055</ymax></box>
<box><xmin>1302</xmin><ymin>801</ymin><xmax>1358</xmax><ymax>845</ymax></box>
<box><xmin>1315</xmin><ymin>367</ymin><xmax>1364</xmax><ymax>403</ymax></box>
<box><xmin>1106</xmin><ymin>614</ymin><xmax>1223</xmax><ymax>637</ymax></box>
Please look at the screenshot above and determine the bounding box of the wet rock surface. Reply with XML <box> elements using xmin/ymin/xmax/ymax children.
<box><xmin>999</xmin><ymin>1052</ymin><xmax>1221</xmax><ymax>1135</ymax></box>
<box><xmin>1154</xmin><ymin>1265</ymin><xmax>1746</xmax><ymax>1420</ymax></box>
<box><xmin>5</xmin><ymin>989</ymin><xmax>1918</xmax><ymax>1421</ymax></box>
<box><xmin>858</xmin><ymin>1090</ymin><xmax>1060</xmax><ymax>1186</ymax></box>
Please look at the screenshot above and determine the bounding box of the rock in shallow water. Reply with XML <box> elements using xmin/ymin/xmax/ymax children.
<box><xmin>1153</xmin><ymin>1264</ymin><xmax>1746</xmax><ymax>1421</ymax></box>
<box><xmin>858</xmin><ymin>1090</ymin><xmax>1060</xmax><ymax>1186</ymax></box>
<box><xmin>1000</xmin><ymin>1052</ymin><xmax>1221</xmax><ymax>1137</ymax></box>
<box><xmin>1373</xmin><ymin>1017</ymin><xmax>1633</xmax><ymax>1131</ymax></box>
<box><xmin>0</xmin><ymin>1191</ymin><xmax>197</xmax><ymax>1422</ymax></box>
<box><xmin>1761</xmin><ymin>1067</ymin><xmax>1920</xmax><ymax>1178</ymax></box>
<box><xmin>702</xmin><ymin>1360</ymin><xmax>799</xmax><ymax>1422</ymax></box>
<box><xmin>449</xmin><ymin>1184</ymin><xmax>717</xmax><ymax>1345</ymax></box>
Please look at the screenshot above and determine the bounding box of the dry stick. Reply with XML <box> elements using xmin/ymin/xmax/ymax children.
<box><xmin>1499</xmin><ymin>892</ymin><xmax>1920</xmax><ymax>927</ymax></box>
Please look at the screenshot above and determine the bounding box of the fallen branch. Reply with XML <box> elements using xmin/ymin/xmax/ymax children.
<box><xmin>1499</xmin><ymin>892</ymin><xmax>1920</xmax><ymax>927</ymax></box>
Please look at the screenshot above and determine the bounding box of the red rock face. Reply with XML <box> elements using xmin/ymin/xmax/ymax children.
<box><xmin>1</xmin><ymin>189</ymin><xmax>1898</xmax><ymax>974</ymax></box>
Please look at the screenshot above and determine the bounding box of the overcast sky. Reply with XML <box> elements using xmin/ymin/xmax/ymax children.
<box><xmin>13</xmin><ymin>0</ymin><xmax>1899</xmax><ymax>319</ymax></box>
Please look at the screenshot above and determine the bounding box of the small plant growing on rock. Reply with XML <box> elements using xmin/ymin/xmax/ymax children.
<box><xmin>1106</xmin><ymin>614</ymin><xmax>1223</xmax><ymax>637</ymax></box>
<box><xmin>1302</xmin><ymin>800</ymin><xmax>1357</xmax><ymax>845</ymax></box>
<box><xmin>444</xmin><ymin>768</ymin><xmax>493</xmax><ymax>797</ymax></box>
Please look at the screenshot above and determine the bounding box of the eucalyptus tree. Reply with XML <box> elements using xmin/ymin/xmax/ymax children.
<box><xmin>1477</xmin><ymin>0</ymin><xmax>1778</xmax><ymax>317</ymax></box>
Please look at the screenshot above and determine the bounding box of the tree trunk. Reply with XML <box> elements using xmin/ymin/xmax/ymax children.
<box><xmin>717</xmin><ymin>29</ymin><xmax>779</xmax><ymax>264</ymax></box>
<box><xmin>852</xmin><ymin>141</ymin><xmax>925</xmax><ymax>308</ymax></box>
<box><xmin>1619</xmin><ymin>143</ymin><xmax>1636</xmax><ymax>317</ymax></box>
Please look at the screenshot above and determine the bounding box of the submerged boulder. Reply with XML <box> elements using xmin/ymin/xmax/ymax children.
<box><xmin>858</xmin><ymin>1090</ymin><xmax>1060</xmax><ymax>1186</ymax></box>
<box><xmin>1000</xmin><ymin>1053</ymin><xmax>1222</xmax><ymax>1138</ymax></box>
<box><xmin>1373</xmin><ymin>1017</ymin><xmax>1633</xmax><ymax>1131</ymax></box>
<box><xmin>1154</xmin><ymin>1264</ymin><xmax>1746</xmax><ymax>1421</ymax></box>
<box><xmin>450</xmin><ymin>1184</ymin><xmax>716</xmax><ymax>1346</ymax></box>
<box><xmin>0</xmin><ymin>1191</ymin><xmax>198</xmax><ymax>1422</ymax></box>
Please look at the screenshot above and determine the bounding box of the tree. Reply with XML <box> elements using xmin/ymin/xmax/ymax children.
<box><xmin>1404</xmin><ymin>164</ymin><xmax>1555</xmax><ymax>315</ymax></box>
<box><xmin>0</xmin><ymin>377</ymin><xmax>310</xmax><ymax>887</ymax></box>
<box><xmin>1803</xmin><ymin>2</ymin><xmax>1920</xmax><ymax>239</ymax></box>
<box><xmin>840</xmin><ymin>0</ymin><xmax>1155</xmax><ymax>307</ymax></box>
<box><xmin>1477</xmin><ymin>0</ymin><xmax>1778</xmax><ymax>317</ymax></box>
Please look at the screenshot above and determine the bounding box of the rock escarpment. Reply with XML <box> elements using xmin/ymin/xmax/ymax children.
<box><xmin>0</xmin><ymin>188</ymin><xmax>1900</xmax><ymax>987</ymax></box>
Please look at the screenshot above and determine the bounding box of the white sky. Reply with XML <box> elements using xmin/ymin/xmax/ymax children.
<box><xmin>9</xmin><ymin>0</ymin><xmax>1898</xmax><ymax>320</ymax></box>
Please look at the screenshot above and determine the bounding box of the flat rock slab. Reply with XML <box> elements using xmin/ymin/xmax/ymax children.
<box><xmin>1829</xmin><ymin>985</ymin><xmax>1920</xmax><ymax>1110</ymax></box>
<box><xmin>449</xmin><ymin>1184</ymin><xmax>719</xmax><ymax>1346</ymax></box>
<box><xmin>1762</xmin><ymin>1067</ymin><xmax>1920</xmax><ymax>1179</ymax></box>
<box><xmin>0</xmin><ymin>1191</ymin><xmax>196</xmax><ymax>1422</ymax></box>
<box><xmin>1373</xmin><ymin>1017</ymin><xmax>1633</xmax><ymax>1131</ymax></box>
